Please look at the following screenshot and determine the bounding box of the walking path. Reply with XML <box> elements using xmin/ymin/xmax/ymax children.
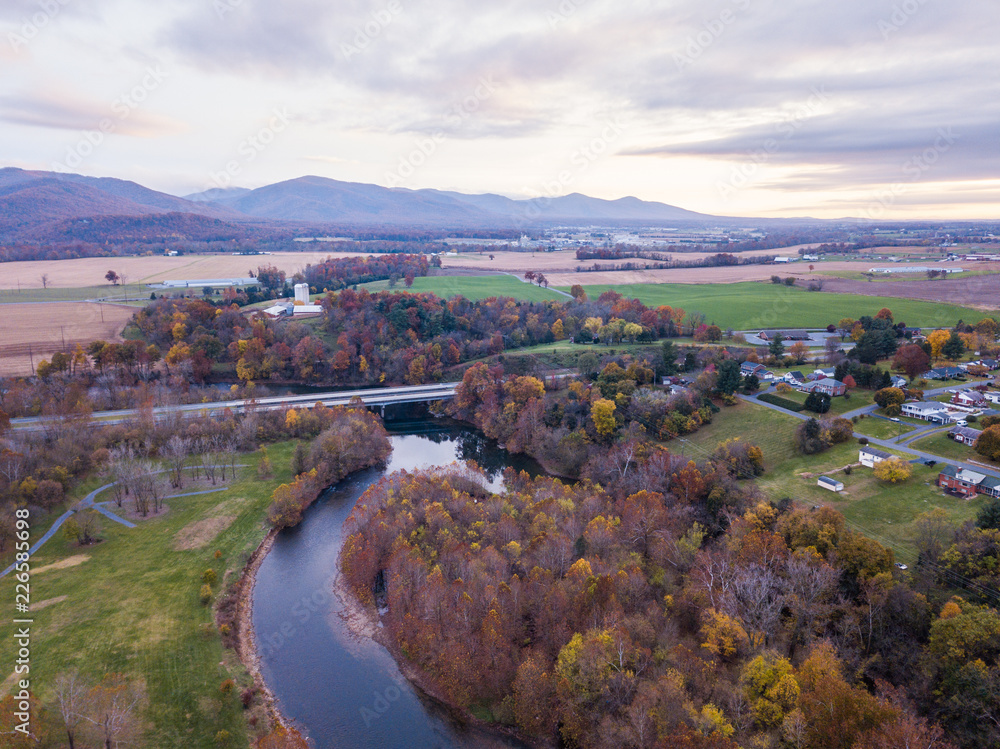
<box><xmin>0</xmin><ymin>474</ymin><xmax>237</xmax><ymax>579</ymax></box>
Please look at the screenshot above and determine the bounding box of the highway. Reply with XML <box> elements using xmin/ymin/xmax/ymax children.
<box><xmin>10</xmin><ymin>382</ymin><xmax>459</xmax><ymax>430</ymax></box>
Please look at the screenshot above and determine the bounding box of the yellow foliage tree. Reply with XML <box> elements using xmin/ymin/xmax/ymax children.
<box><xmin>700</xmin><ymin>609</ymin><xmax>750</xmax><ymax>661</ymax></box>
<box><xmin>551</xmin><ymin>319</ymin><xmax>565</xmax><ymax>339</ymax></box>
<box><xmin>873</xmin><ymin>457</ymin><xmax>913</xmax><ymax>484</ymax></box>
<box><xmin>927</xmin><ymin>329</ymin><xmax>950</xmax><ymax>359</ymax></box>
<box><xmin>591</xmin><ymin>399</ymin><xmax>617</xmax><ymax>438</ymax></box>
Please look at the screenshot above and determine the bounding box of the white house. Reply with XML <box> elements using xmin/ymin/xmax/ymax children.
<box><xmin>817</xmin><ymin>476</ymin><xmax>844</xmax><ymax>492</ymax></box>
<box><xmin>901</xmin><ymin>402</ymin><xmax>951</xmax><ymax>422</ymax></box>
<box><xmin>859</xmin><ymin>447</ymin><xmax>893</xmax><ymax>468</ymax></box>
<box><xmin>985</xmin><ymin>391</ymin><xmax>1000</xmax><ymax>405</ymax></box>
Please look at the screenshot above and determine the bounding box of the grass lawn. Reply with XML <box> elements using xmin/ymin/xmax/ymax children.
<box><xmin>0</xmin><ymin>444</ymin><xmax>295</xmax><ymax>747</ymax></box>
<box><xmin>359</xmin><ymin>275</ymin><xmax>567</xmax><ymax>302</ymax></box>
<box><xmin>911</xmin><ymin>431</ymin><xmax>1000</xmax><ymax>468</ymax></box>
<box><xmin>806</xmin><ymin>465</ymin><xmax>988</xmax><ymax>563</ymax></box>
<box><xmin>569</xmin><ymin>282</ymin><xmax>985</xmax><ymax>330</ymax></box>
<box><xmin>0</xmin><ymin>285</ymin><xmax>150</xmax><ymax>305</ymax></box>
<box><xmin>852</xmin><ymin>416</ymin><xmax>921</xmax><ymax>441</ymax></box>
<box><xmin>770</xmin><ymin>389</ymin><xmax>865</xmax><ymax>416</ymax></box>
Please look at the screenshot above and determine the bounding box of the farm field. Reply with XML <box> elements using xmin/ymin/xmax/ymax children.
<box><xmin>0</xmin><ymin>444</ymin><xmax>291</xmax><ymax>748</ymax></box>
<box><xmin>358</xmin><ymin>275</ymin><xmax>567</xmax><ymax>302</ymax></box>
<box><xmin>0</xmin><ymin>284</ymin><xmax>148</xmax><ymax>304</ymax></box>
<box><xmin>569</xmin><ymin>282</ymin><xmax>986</xmax><ymax>330</ymax></box>
<box><xmin>0</xmin><ymin>252</ymin><xmax>368</xmax><ymax>291</ymax></box>
<box><xmin>0</xmin><ymin>302</ymin><xmax>135</xmax><ymax>375</ymax></box>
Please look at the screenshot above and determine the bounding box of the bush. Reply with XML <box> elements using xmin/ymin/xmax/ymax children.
<box><xmin>844</xmin><ymin>465</ymin><xmax>853</xmax><ymax>476</ymax></box>
<box><xmin>873</xmin><ymin>457</ymin><xmax>914</xmax><ymax>484</ymax></box>
<box><xmin>220</xmin><ymin>679</ymin><xmax>235</xmax><ymax>695</ymax></box>
<box><xmin>200</xmin><ymin>584</ymin><xmax>213</xmax><ymax>605</ymax></box>
<box><xmin>804</xmin><ymin>391</ymin><xmax>831</xmax><ymax>414</ymax></box>
<box><xmin>858</xmin><ymin>437</ymin><xmax>869</xmax><ymax>445</ymax></box>
<box><xmin>759</xmin><ymin>393</ymin><xmax>805</xmax><ymax>412</ymax></box>
<box><xmin>885</xmin><ymin>404</ymin><xmax>902</xmax><ymax>417</ymax></box>
<box><xmin>202</xmin><ymin>569</ymin><xmax>217</xmax><ymax>585</ymax></box>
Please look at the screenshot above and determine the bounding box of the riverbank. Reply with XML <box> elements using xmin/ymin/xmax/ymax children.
<box><xmin>231</xmin><ymin>527</ymin><xmax>301</xmax><ymax>742</ymax></box>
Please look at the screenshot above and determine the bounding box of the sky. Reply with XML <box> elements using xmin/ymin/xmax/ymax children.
<box><xmin>2</xmin><ymin>0</ymin><xmax>998</xmax><ymax>220</ymax></box>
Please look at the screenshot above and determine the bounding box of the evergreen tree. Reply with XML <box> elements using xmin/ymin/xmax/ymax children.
<box><xmin>768</xmin><ymin>333</ymin><xmax>785</xmax><ymax>358</ymax></box>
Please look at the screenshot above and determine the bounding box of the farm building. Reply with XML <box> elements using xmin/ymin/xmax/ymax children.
<box><xmin>868</xmin><ymin>266</ymin><xmax>964</xmax><ymax>274</ymax></box>
<box><xmin>938</xmin><ymin>465</ymin><xmax>1000</xmax><ymax>499</ymax></box>
<box><xmin>817</xmin><ymin>476</ymin><xmax>844</xmax><ymax>492</ymax></box>
<box><xmin>758</xmin><ymin>330</ymin><xmax>811</xmax><ymax>341</ymax></box>
<box><xmin>153</xmin><ymin>277</ymin><xmax>257</xmax><ymax>289</ymax></box>
<box><xmin>859</xmin><ymin>447</ymin><xmax>892</xmax><ymax>468</ymax></box>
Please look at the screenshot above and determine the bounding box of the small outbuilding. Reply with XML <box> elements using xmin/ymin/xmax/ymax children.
<box><xmin>859</xmin><ymin>447</ymin><xmax>892</xmax><ymax>468</ymax></box>
<box><xmin>817</xmin><ymin>476</ymin><xmax>844</xmax><ymax>493</ymax></box>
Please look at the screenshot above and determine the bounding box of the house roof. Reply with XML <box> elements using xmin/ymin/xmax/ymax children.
<box><xmin>789</xmin><ymin>371</ymin><xmax>805</xmax><ymax>380</ymax></box>
<box><xmin>813</xmin><ymin>378</ymin><xmax>844</xmax><ymax>388</ymax></box>
<box><xmin>861</xmin><ymin>447</ymin><xmax>893</xmax><ymax>459</ymax></box>
<box><xmin>904</xmin><ymin>401</ymin><xmax>949</xmax><ymax>412</ymax></box>
<box><xmin>950</xmin><ymin>426</ymin><xmax>983</xmax><ymax>440</ymax></box>
<box><xmin>817</xmin><ymin>476</ymin><xmax>843</xmax><ymax>486</ymax></box>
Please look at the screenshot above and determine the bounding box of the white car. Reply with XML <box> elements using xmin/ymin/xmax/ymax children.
<box><xmin>956</xmin><ymin>420</ymin><xmax>968</xmax><ymax>427</ymax></box>
<box><xmin>895</xmin><ymin>563</ymin><xmax>908</xmax><ymax>571</ymax></box>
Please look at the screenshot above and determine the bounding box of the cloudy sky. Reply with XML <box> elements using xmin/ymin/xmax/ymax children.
<box><xmin>2</xmin><ymin>0</ymin><xmax>998</xmax><ymax>219</ymax></box>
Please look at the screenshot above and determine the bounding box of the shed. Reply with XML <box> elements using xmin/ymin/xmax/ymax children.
<box><xmin>817</xmin><ymin>476</ymin><xmax>844</xmax><ymax>492</ymax></box>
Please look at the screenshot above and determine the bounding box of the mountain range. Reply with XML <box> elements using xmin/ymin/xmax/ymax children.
<box><xmin>0</xmin><ymin>168</ymin><xmax>718</xmax><ymax>242</ymax></box>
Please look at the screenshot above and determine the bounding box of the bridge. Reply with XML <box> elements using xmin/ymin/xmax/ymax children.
<box><xmin>10</xmin><ymin>383</ymin><xmax>459</xmax><ymax>431</ymax></box>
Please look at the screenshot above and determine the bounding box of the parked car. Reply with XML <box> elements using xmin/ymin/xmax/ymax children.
<box><xmin>895</xmin><ymin>563</ymin><xmax>908</xmax><ymax>571</ymax></box>
<box><xmin>956</xmin><ymin>419</ymin><xmax>968</xmax><ymax>426</ymax></box>
<box><xmin>890</xmin><ymin>417</ymin><xmax>901</xmax><ymax>423</ymax></box>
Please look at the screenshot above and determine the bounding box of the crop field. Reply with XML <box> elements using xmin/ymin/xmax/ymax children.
<box><xmin>0</xmin><ymin>252</ymin><xmax>366</xmax><ymax>291</ymax></box>
<box><xmin>359</xmin><ymin>275</ymin><xmax>567</xmax><ymax>302</ymax></box>
<box><xmin>570</xmin><ymin>282</ymin><xmax>985</xmax><ymax>330</ymax></box>
<box><xmin>0</xmin><ymin>302</ymin><xmax>135</xmax><ymax>375</ymax></box>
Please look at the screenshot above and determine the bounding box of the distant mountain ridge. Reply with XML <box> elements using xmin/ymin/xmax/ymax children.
<box><xmin>0</xmin><ymin>167</ymin><xmax>717</xmax><ymax>242</ymax></box>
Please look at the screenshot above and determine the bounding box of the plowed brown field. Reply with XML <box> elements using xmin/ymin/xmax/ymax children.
<box><xmin>0</xmin><ymin>302</ymin><xmax>135</xmax><ymax>376</ymax></box>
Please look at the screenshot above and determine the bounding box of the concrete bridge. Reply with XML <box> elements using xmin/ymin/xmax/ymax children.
<box><xmin>10</xmin><ymin>383</ymin><xmax>459</xmax><ymax>430</ymax></box>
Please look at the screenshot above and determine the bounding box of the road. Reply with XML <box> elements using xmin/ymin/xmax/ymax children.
<box><xmin>11</xmin><ymin>382</ymin><xmax>459</xmax><ymax>431</ymax></box>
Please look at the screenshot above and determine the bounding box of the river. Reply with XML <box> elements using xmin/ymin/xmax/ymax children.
<box><xmin>251</xmin><ymin>423</ymin><xmax>541</xmax><ymax>749</ymax></box>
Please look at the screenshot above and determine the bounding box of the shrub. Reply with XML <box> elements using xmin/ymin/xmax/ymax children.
<box><xmin>858</xmin><ymin>437</ymin><xmax>869</xmax><ymax>445</ymax></box>
<box><xmin>885</xmin><ymin>404</ymin><xmax>902</xmax><ymax>417</ymax></box>
<box><xmin>873</xmin><ymin>457</ymin><xmax>914</xmax><ymax>484</ymax></box>
<box><xmin>200</xmin><ymin>584</ymin><xmax>213</xmax><ymax>605</ymax></box>
<box><xmin>203</xmin><ymin>569</ymin><xmax>217</xmax><ymax>585</ymax></box>
<box><xmin>220</xmin><ymin>679</ymin><xmax>235</xmax><ymax>695</ymax></box>
<box><xmin>844</xmin><ymin>465</ymin><xmax>853</xmax><ymax>476</ymax></box>
<box><xmin>759</xmin><ymin>393</ymin><xmax>805</xmax><ymax>412</ymax></box>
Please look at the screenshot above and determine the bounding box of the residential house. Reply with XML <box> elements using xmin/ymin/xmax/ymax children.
<box><xmin>817</xmin><ymin>476</ymin><xmax>844</xmax><ymax>492</ymax></box>
<box><xmin>981</xmin><ymin>358</ymin><xmax>1000</xmax><ymax>370</ymax></box>
<box><xmin>783</xmin><ymin>371</ymin><xmax>807</xmax><ymax>386</ymax></box>
<box><xmin>949</xmin><ymin>426</ymin><xmax>983</xmax><ymax>446</ymax></box>
<box><xmin>952</xmin><ymin>390</ymin><xmax>986</xmax><ymax>408</ymax></box>
<box><xmin>741</xmin><ymin>361</ymin><xmax>767</xmax><ymax>377</ymax></box>
<box><xmin>938</xmin><ymin>465</ymin><xmax>1000</xmax><ymax>499</ymax></box>
<box><xmin>859</xmin><ymin>447</ymin><xmax>893</xmax><ymax>467</ymax></box>
<box><xmin>924</xmin><ymin>366</ymin><xmax>966</xmax><ymax>380</ymax></box>
<box><xmin>985</xmin><ymin>391</ymin><xmax>1000</xmax><ymax>405</ymax></box>
<box><xmin>759</xmin><ymin>330</ymin><xmax>812</xmax><ymax>342</ymax></box>
<box><xmin>891</xmin><ymin>376</ymin><xmax>908</xmax><ymax>389</ymax></box>
<box><xmin>807</xmin><ymin>378</ymin><xmax>848</xmax><ymax>397</ymax></box>
<box><xmin>901</xmin><ymin>402</ymin><xmax>951</xmax><ymax>422</ymax></box>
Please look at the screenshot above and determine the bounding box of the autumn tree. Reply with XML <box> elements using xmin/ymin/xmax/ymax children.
<box><xmin>591</xmin><ymin>398</ymin><xmax>617</xmax><ymax>440</ymax></box>
<box><xmin>975</xmin><ymin>426</ymin><xmax>1000</xmax><ymax>462</ymax></box>
<box><xmin>942</xmin><ymin>331</ymin><xmax>965</xmax><ymax>360</ymax></box>
<box><xmin>873</xmin><ymin>387</ymin><xmax>905</xmax><ymax>409</ymax></box>
<box><xmin>926</xmin><ymin>329</ymin><xmax>951</xmax><ymax>360</ymax></box>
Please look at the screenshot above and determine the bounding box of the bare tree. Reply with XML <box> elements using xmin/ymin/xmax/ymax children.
<box><xmin>163</xmin><ymin>435</ymin><xmax>189</xmax><ymax>489</ymax></box>
<box><xmin>53</xmin><ymin>671</ymin><xmax>89</xmax><ymax>749</ymax></box>
<box><xmin>40</xmin><ymin>273</ymin><xmax>50</xmax><ymax>289</ymax></box>
<box><xmin>85</xmin><ymin>674</ymin><xmax>146</xmax><ymax>749</ymax></box>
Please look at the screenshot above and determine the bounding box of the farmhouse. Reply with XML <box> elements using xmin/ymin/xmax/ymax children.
<box><xmin>901</xmin><ymin>402</ymin><xmax>951</xmax><ymax>422</ymax></box>
<box><xmin>759</xmin><ymin>330</ymin><xmax>811</xmax><ymax>342</ymax></box>
<box><xmin>817</xmin><ymin>476</ymin><xmax>844</xmax><ymax>492</ymax></box>
<box><xmin>949</xmin><ymin>426</ymin><xmax>983</xmax><ymax>446</ymax></box>
<box><xmin>938</xmin><ymin>465</ymin><xmax>1000</xmax><ymax>499</ymax></box>
<box><xmin>806</xmin><ymin>378</ymin><xmax>848</xmax><ymax>397</ymax></box>
<box><xmin>859</xmin><ymin>447</ymin><xmax>893</xmax><ymax>467</ymax></box>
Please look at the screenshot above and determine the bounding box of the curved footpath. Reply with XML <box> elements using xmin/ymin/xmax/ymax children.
<box><xmin>0</xmin><ymin>477</ymin><xmax>235</xmax><ymax>579</ymax></box>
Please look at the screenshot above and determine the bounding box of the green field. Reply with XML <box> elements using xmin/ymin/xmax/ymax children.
<box><xmin>769</xmin><ymin>389</ymin><xmax>867</xmax><ymax>416</ymax></box>
<box><xmin>0</xmin><ymin>445</ymin><xmax>293</xmax><ymax>747</ymax></box>
<box><xmin>570</xmin><ymin>282</ymin><xmax>987</xmax><ymax>330</ymax></box>
<box><xmin>0</xmin><ymin>285</ymin><xmax>150</xmax><ymax>305</ymax></box>
<box><xmin>852</xmin><ymin>415</ymin><xmax>920</xmax><ymax>441</ymax></box>
<box><xmin>359</xmin><ymin>275</ymin><xmax>567</xmax><ymax>302</ymax></box>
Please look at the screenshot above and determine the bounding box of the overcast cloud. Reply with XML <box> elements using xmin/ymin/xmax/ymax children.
<box><xmin>1</xmin><ymin>0</ymin><xmax>996</xmax><ymax>219</ymax></box>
